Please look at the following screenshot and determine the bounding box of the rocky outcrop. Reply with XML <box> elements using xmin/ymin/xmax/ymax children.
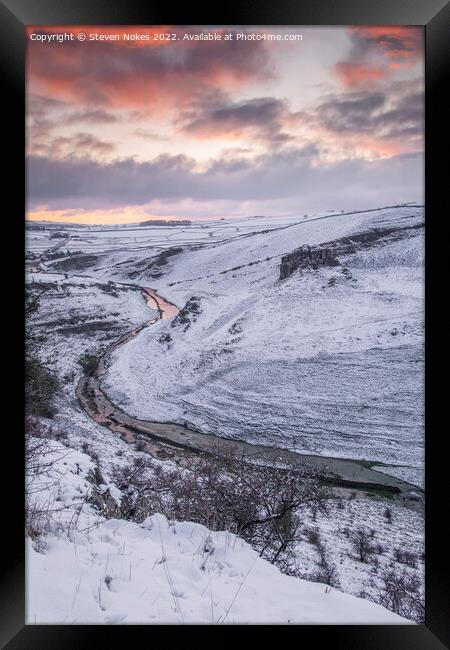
<box><xmin>171</xmin><ymin>296</ymin><xmax>202</xmax><ymax>331</ymax></box>
<box><xmin>128</xmin><ymin>247</ymin><xmax>183</xmax><ymax>280</ymax></box>
<box><xmin>279</xmin><ymin>222</ymin><xmax>424</xmax><ymax>281</ymax></box>
<box><xmin>279</xmin><ymin>246</ymin><xmax>339</xmax><ymax>280</ymax></box>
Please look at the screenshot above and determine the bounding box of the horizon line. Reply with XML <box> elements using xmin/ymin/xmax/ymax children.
<box><xmin>25</xmin><ymin>201</ymin><xmax>423</xmax><ymax>227</ymax></box>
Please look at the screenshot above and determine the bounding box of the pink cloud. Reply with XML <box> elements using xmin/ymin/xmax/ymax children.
<box><xmin>335</xmin><ymin>62</ymin><xmax>386</xmax><ymax>88</ymax></box>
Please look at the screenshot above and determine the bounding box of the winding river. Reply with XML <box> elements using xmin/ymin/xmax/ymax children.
<box><xmin>75</xmin><ymin>284</ymin><xmax>423</xmax><ymax>505</ymax></box>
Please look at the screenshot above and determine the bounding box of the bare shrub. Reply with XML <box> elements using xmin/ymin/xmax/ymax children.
<box><xmin>26</xmin><ymin>285</ymin><xmax>61</xmax><ymax>418</ymax></box>
<box><xmin>81</xmin><ymin>441</ymin><xmax>99</xmax><ymax>463</ymax></box>
<box><xmin>296</xmin><ymin>539</ymin><xmax>340</xmax><ymax>588</ymax></box>
<box><xmin>311</xmin><ymin>560</ymin><xmax>340</xmax><ymax>588</ymax></box>
<box><xmin>26</xmin><ymin>419</ymin><xmax>93</xmax><ymax>540</ymax></box>
<box><xmin>25</xmin><ymin>418</ymin><xmax>55</xmax><ymax>538</ymax></box>
<box><xmin>304</xmin><ymin>527</ymin><xmax>320</xmax><ymax>546</ymax></box>
<box><xmin>316</xmin><ymin>541</ymin><xmax>328</xmax><ymax>567</ymax></box>
<box><xmin>135</xmin><ymin>439</ymin><xmax>148</xmax><ymax>452</ymax></box>
<box><xmin>384</xmin><ymin>507</ymin><xmax>393</xmax><ymax>524</ymax></box>
<box><xmin>364</xmin><ymin>568</ymin><xmax>425</xmax><ymax>623</ymax></box>
<box><xmin>112</xmin><ymin>444</ymin><xmax>329</xmax><ymax>573</ymax></box>
<box><xmin>394</xmin><ymin>548</ymin><xmax>417</xmax><ymax>568</ymax></box>
<box><xmin>25</xmin><ymin>359</ymin><xmax>60</xmax><ymax>418</ymax></box>
<box><xmin>53</xmin><ymin>430</ymin><xmax>68</xmax><ymax>441</ymax></box>
<box><xmin>349</xmin><ymin>528</ymin><xmax>378</xmax><ymax>563</ymax></box>
<box><xmin>78</xmin><ymin>353</ymin><xmax>98</xmax><ymax>375</ymax></box>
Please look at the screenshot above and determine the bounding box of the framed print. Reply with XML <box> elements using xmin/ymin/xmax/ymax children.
<box><xmin>1</xmin><ymin>0</ymin><xmax>449</xmax><ymax>646</ymax></box>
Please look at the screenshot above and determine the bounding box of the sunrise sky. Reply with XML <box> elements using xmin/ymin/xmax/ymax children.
<box><xmin>26</xmin><ymin>25</ymin><xmax>424</xmax><ymax>224</ymax></box>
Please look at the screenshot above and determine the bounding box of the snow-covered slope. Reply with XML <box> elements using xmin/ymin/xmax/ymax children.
<box><xmin>101</xmin><ymin>207</ymin><xmax>424</xmax><ymax>481</ymax></box>
<box><xmin>26</xmin><ymin>443</ymin><xmax>407</xmax><ymax>624</ymax></box>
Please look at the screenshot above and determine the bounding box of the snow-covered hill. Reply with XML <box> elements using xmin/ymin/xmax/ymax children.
<box><xmin>101</xmin><ymin>207</ymin><xmax>424</xmax><ymax>485</ymax></box>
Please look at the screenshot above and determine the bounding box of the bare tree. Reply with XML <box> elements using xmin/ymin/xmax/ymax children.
<box><xmin>349</xmin><ymin>528</ymin><xmax>377</xmax><ymax>563</ymax></box>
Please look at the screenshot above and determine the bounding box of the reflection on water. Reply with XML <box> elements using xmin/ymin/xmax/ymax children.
<box><xmin>143</xmin><ymin>288</ymin><xmax>179</xmax><ymax>320</ymax></box>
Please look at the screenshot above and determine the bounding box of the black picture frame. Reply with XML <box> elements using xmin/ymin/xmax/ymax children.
<box><xmin>2</xmin><ymin>0</ymin><xmax>448</xmax><ymax>646</ymax></box>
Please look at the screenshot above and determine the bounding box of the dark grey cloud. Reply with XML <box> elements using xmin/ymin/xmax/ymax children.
<box><xmin>180</xmin><ymin>96</ymin><xmax>295</xmax><ymax>147</ymax></box>
<box><xmin>350</xmin><ymin>27</ymin><xmax>423</xmax><ymax>61</ymax></box>
<box><xmin>183</xmin><ymin>96</ymin><xmax>284</xmax><ymax>132</ymax></box>
<box><xmin>373</xmin><ymin>91</ymin><xmax>423</xmax><ymax>138</ymax></box>
<box><xmin>134</xmin><ymin>128</ymin><xmax>171</xmax><ymax>142</ymax></box>
<box><xmin>27</xmin><ymin>94</ymin><xmax>120</xmax><ymax>157</ymax></box>
<box><xmin>56</xmin><ymin>133</ymin><xmax>116</xmax><ymax>155</ymax></box>
<box><xmin>314</xmin><ymin>86</ymin><xmax>423</xmax><ymax>142</ymax></box>
<box><xmin>62</xmin><ymin>109</ymin><xmax>120</xmax><ymax>126</ymax></box>
<box><xmin>26</xmin><ymin>95</ymin><xmax>62</xmax><ymax>144</ymax></box>
<box><xmin>27</xmin><ymin>94</ymin><xmax>66</xmax><ymax>118</ymax></box>
<box><xmin>29</xmin><ymin>132</ymin><xmax>116</xmax><ymax>160</ymax></box>
<box><xmin>27</xmin><ymin>95</ymin><xmax>119</xmax><ymax>125</ymax></box>
<box><xmin>334</xmin><ymin>27</ymin><xmax>423</xmax><ymax>89</ymax></box>
<box><xmin>317</xmin><ymin>92</ymin><xmax>386</xmax><ymax>133</ymax></box>
<box><xmin>27</xmin><ymin>145</ymin><xmax>423</xmax><ymax>213</ymax></box>
<box><xmin>27</xmin><ymin>153</ymin><xmax>195</xmax><ymax>205</ymax></box>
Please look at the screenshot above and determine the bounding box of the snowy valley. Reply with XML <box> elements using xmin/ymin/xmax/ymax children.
<box><xmin>25</xmin><ymin>205</ymin><xmax>425</xmax><ymax>624</ymax></box>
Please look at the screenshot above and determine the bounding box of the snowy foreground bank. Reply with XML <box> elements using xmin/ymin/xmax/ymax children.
<box><xmin>26</xmin><ymin>443</ymin><xmax>406</xmax><ymax>624</ymax></box>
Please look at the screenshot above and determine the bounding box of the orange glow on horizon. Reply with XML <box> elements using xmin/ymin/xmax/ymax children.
<box><xmin>26</xmin><ymin>209</ymin><xmax>217</xmax><ymax>224</ymax></box>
